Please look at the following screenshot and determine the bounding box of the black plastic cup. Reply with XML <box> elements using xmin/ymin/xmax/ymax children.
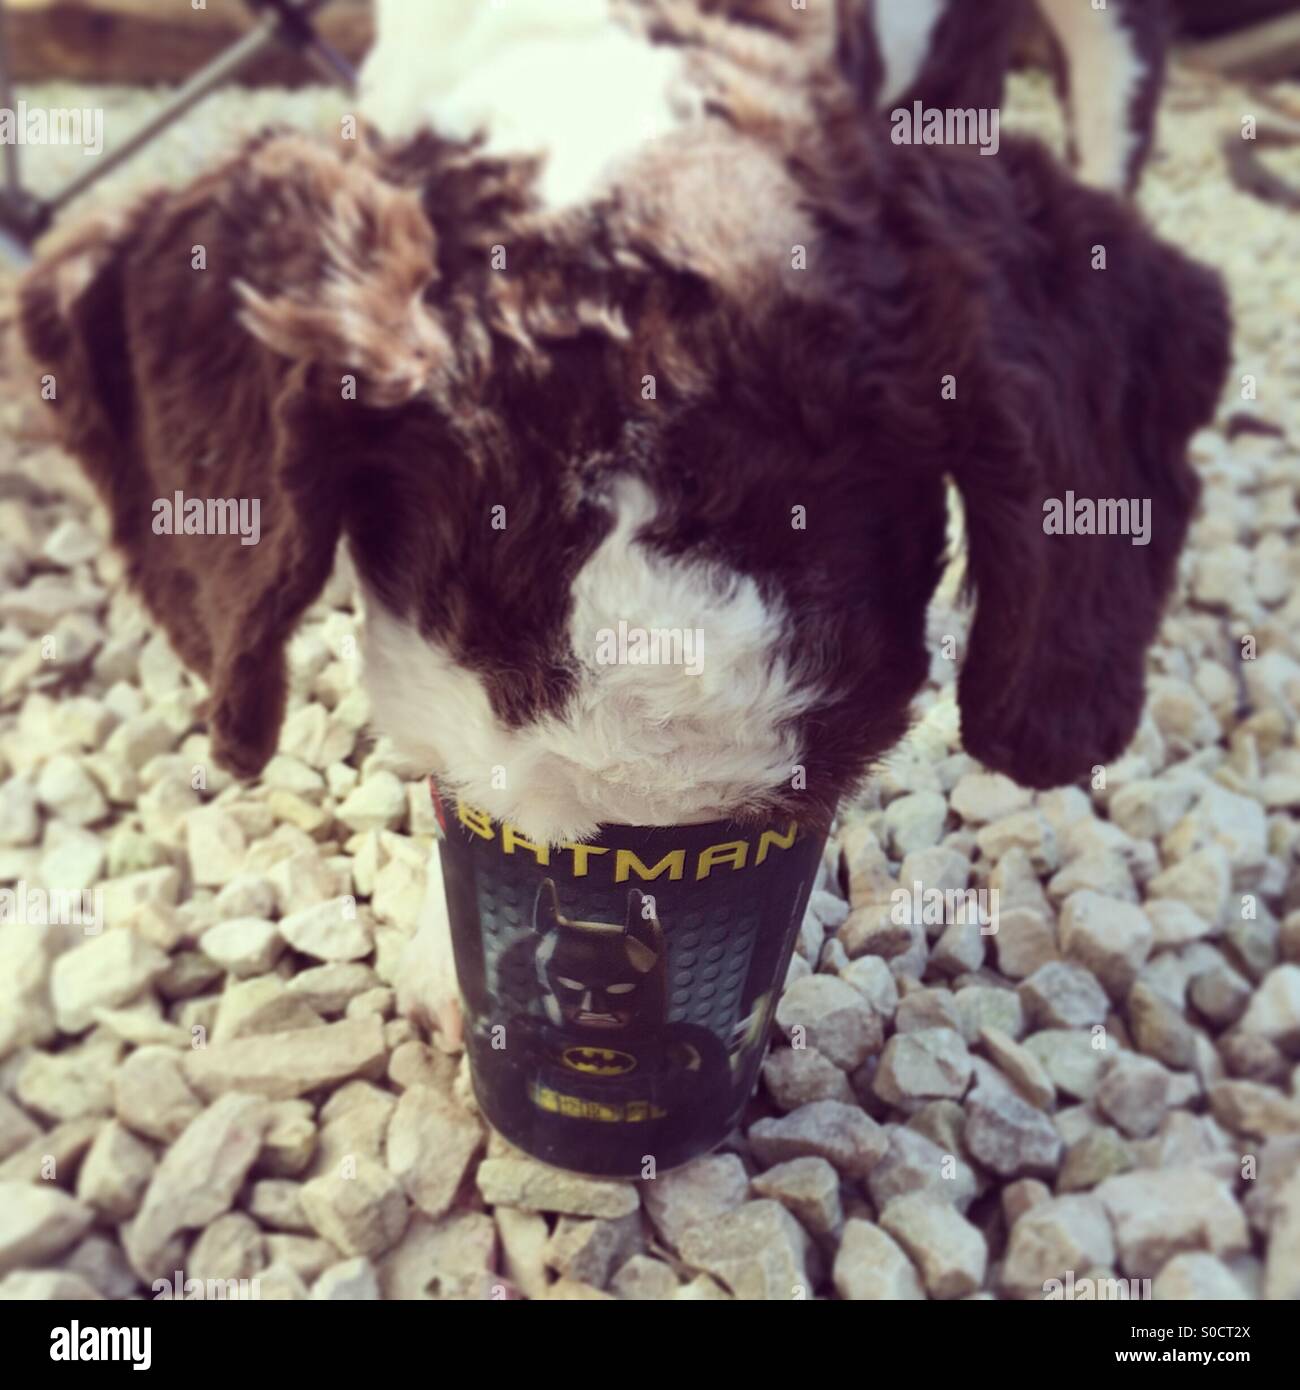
<box><xmin>431</xmin><ymin>783</ymin><xmax>828</xmax><ymax>1177</ymax></box>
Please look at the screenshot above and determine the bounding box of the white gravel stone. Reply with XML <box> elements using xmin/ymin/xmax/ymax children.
<box><xmin>749</xmin><ymin>1100</ymin><xmax>888</xmax><ymax>1180</ymax></box>
<box><xmin>1153</xmin><ymin>1252</ymin><xmax>1250</xmax><ymax>1300</ymax></box>
<box><xmin>1264</xmin><ymin>1171</ymin><xmax>1300</xmax><ymax>1302</ymax></box>
<box><xmin>1022</xmin><ymin>1030</ymin><xmax>1106</xmax><ymax>1101</ymax></box>
<box><xmin>833</xmin><ymin>1219</ymin><xmax>924</xmax><ymax>1300</ymax></box>
<box><xmin>1095</xmin><ymin>1053</ymin><xmax>1171</xmax><ymax>1139</ymax></box>
<box><xmin>640</xmin><ymin>1154</ymin><xmax>748</xmax><ymax>1249</ymax></box>
<box><xmin>879</xmin><ymin>1193</ymin><xmax>986</xmax><ymax>1300</ymax></box>
<box><xmin>992</xmin><ymin>908</ymin><xmax>1059</xmax><ymax>980</ymax></box>
<box><xmin>478</xmin><ymin>1156</ymin><xmax>639</xmax><ymax>1221</ymax></box>
<box><xmin>301</xmin><ymin>1157</ymin><xmax>410</xmax><ymax>1259</ymax></box>
<box><xmin>35</xmin><ymin>755</ymin><xmax>107</xmax><ymax>826</ymax></box>
<box><xmin>838</xmin><ymin>955</ymin><xmax>899</xmax><ymax>1018</ymax></box>
<box><xmin>39</xmin><ymin>822</ymin><xmax>105</xmax><ymax>892</ymax></box>
<box><xmin>1001</xmin><ymin>1194</ymin><xmax>1115</xmax><ymax>1299</ymax></box>
<box><xmin>185</xmin><ymin>806</ymin><xmax>249</xmax><ymax>888</ymax></box>
<box><xmin>183</xmin><ymin>1017</ymin><xmax>387</xmax><ymax>1101</ymax></box>
<box><xmin>50</xmin><ymin>930</ymin><xmax>169</xmax><ymax>1034</ymax></box>
<box><xmin>950</xmin><ymin>772</ymin><xmax>1032</xmax><ymax>825</ymax></box>
<box><xmin>1164</xmin><ymin>785</ymin><xmax>1268</xmax><ymax>883</ymax></box>
<box><xmin>979</xmin><ymin>1027</ymin><xmax>1053</xmax><ymax>1108</ymax></box>
<box><xmin>1237</xmin><ymin>965</ymin><xmax>1300</xmax><ymax>1048</ymax></box>
<box><xmin>113</xmin><ymin>1046</ymin><xmax>204</xmax><ymax>1143</ymax></box>
<box><xmin>1146</xmin><ymin>677</ymin><xmax>1220</xmax><ymax>757</ymax></box>
<box><xmin>774</xmin><ymin>975</ymin><xmax>882</xmax><ymax>1070</ymax></box>
<box><xmin>386</xmin><ymin>1085</ymin><xmax>484</xmax><ymax>1219</ymax></box>
<box><xmin>1018</xmin><ymin>961</ymin><xmax>1109</xmax><ymax>1029</ymax></box>
<box><xmin>808</xmin><ymin>888</ymin><xmax>850</xmax><ymax>929</ymax></box>
<box><xmin>200</xmin><ymin>917</ymin><xmax>285</xmax><ymax>977</ymax></box>
<box><xmin>1097</xmin><ymin>1168</ymin><xmax>1249</xmax><ymax>1279</ymax></box>
<box><xmin>976</xmin><ymin>812</ymin><xmax>1058</xmax><ymax>874</ymax></box>
<box><xmin>677</xmin><ymin>1200</ymin><xmax>816</xmax><ymax>1300</ymax></box>
<box><xmin>751</xmin><ymin>1156</ymin><xmax>842</xmax><ymax>1238</ymax></box>
<box><xmin>0</xmin><ymin>777</ymin><xmax>39</xmax><ymax>846</ymax></box>
<box><xmin>1146</xmin><ymin>846</ymin><xmax>1231</xmax><ymax>926</ymax></box>
<box><xmin>1145</xmin><ymin>899</ymin><xmax>1213</xmax><ymax>948</ymax></box>
<box><xmin>761</xmin><ymin>1046</ymin><xmax>855</xmax><ymax>1110</ymax></box>
<box><xmin>1058</xmin><ymin>891</ymin><xmax>1153</xmax><ymax>998</ymax></box>
<box><xmin>0</xmin><ymin>1184</ymin><xmax>95</xmax><ymax>1274</ymax></box>
<box><xmin>280</xmin><ymin>705</ymin><xmax>356</xmax><ymax>770</ymax></box>
<box><xmin>1048</xmin><ymin>851</ymin><xmax>1137</xmax><ymax>904</ymax></box>
<box><xmin>964</xmin><ymin>1069</ymin><xmax>1062</xmax><ymax>1179</ymax></box>
<box><xmin>874</xmin><ymin>1028</ymin><xmax>972</xmax><ymax>1105</ymax></box>
<box><xmin>104</xmin><ymin>713</ymin><xmax>176</xmax><ymax>766</ymax></box>
<box><xmin>99</xmin><ymin>866</ymin><xmax>181</xmax><ymax>927</ymax></box>
<box><xmin>867</xmin><ymin>1127</ymin><xmax>977</xmax><ymax>1213</ymax></box>
<box><xmin>42</xmin><ymin>519</ymin><xmax>101</xmax><ymax>567</ymax></box>
<box><xmin>312</xmin><ymin>1257</ymin><xmax>381</xmax><ymax>1300</ymax></box>
<box><xmin>882</xmin><ymin>791</ymin><xmax>948</xmax><ymax>857</ymax></box>
<box><xmin>123</xmin><ymin>1093</ymin><xmax>267</xmax><ymax>1280</ymax></box>
<box><xmin>279</xmin><ymin>899</ymin><xmax>374</xmax><ymax>963</ymax></box>
<box><xmin>76</xmin><ymin>1119</ymin><xmax>157</xmax><ymax>1220</ymax></box>
<box><xmin>1112</xmin><ymin>778</ymin><xmax>1206</xmax><ymax>839</ymax></box>
<box><xmin>337</xmin><ymin>773</ymin><xmax>407</xmax><ymax>834</ymax></box>
<box><xmin>0</xmin><ymin>1270</ymin><xmax>104</xmax><ymax>1299</ymax></box>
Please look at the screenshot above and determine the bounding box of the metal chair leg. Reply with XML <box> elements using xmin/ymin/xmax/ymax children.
<box><xmin>0</xmin><ymin>0</ymin><xmax>356</xmax><ymax>264</ymax></box>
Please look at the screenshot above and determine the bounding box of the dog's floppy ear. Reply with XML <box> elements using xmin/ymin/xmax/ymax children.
<box><xmin>18</xmin><ymin>133</ymin><xmax>443</xmax><ymax>778</ymax></box>
<box><xmin>944</xmin><ymin>142</ymin><xmax>1230</xmax><ymax>788</ymax></box>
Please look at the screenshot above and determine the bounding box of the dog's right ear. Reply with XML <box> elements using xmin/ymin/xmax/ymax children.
<box><xmin>18</xmin><ymin>134</ymin><xmax>445</xmax><ymax>779</ymax></box>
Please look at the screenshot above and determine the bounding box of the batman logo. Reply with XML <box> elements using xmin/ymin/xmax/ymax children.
<box><xmin>561</xmin><ymin>1046</ymin><xmax>637</xmax><ymax>1077</ymax></box>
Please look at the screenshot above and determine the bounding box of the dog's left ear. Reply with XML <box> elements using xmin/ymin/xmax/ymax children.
<box><xmin>944</xmin><ymin>142</ymin><xmax>1230</xmax><ymax>788</ymax></box>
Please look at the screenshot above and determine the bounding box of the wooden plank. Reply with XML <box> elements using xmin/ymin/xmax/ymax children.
<box><xmin>3</xmin><ymin>0</ymin><xmax>374</xmax><ymax>86</ymax></box>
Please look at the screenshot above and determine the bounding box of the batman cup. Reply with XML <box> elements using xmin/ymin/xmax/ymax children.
<box><xmin>431</xmin><ymin>784</ymin><xmax>828</xmax><ymax>1177</ymax></box>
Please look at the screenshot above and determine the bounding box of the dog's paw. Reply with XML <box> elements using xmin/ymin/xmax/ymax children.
<box><xmin>396</xmin><ymin>913</ymin><xmax>463</xmax><ymax>1051</ymax></box>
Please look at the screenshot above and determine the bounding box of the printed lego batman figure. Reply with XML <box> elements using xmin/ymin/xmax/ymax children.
<box><xmin>488</xmin><ymin>879</ymin><xmax>735</xmax><ymax>1151</ymax></box>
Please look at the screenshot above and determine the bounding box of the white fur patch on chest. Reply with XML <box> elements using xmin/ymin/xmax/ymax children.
<box><xmin>359</xmin><ymin>480</ymin><xmax>817</xmax><ymax>845</ymax></box>
<box><xmin>361</xmin><ymin>0</ymin><xmax>696</xmax><ymax>210</ymax></box>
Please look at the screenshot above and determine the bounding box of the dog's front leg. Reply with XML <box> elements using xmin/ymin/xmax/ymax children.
<box><xmin>396</xmin><ymin>844</ymin><xmax>464</xmax><ymax>1049</ymax></box>
<box><xmin>1036</xmin><ymin>0</ymin><xmax>1169</xmax><ymax>193</ymax></box>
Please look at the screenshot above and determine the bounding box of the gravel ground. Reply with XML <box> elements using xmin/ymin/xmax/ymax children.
<box><xmin>0</xmin><ymin>68</ymin><xmax>1298</xmax><ymax>1301</ymax></box>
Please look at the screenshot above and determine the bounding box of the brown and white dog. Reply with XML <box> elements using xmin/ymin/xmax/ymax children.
<box><xmin>19</xmin><ymin>0</ymin><xmax>1228</xmax><ymax>1044</ymax></box>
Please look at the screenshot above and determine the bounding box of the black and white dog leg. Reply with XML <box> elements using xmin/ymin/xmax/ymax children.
<box><xmin>1036</xmin><ymin>0</ymin><xmax>1171</xmax><ymax>193</ymax></box>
